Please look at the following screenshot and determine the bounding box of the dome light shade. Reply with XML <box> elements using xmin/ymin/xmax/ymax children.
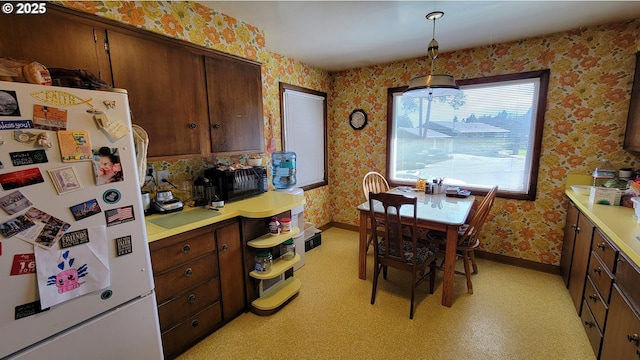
<box><xmin>404</xmin><ymin>11</ymin><xmax>459</xmax><ymax>98</ymax></box>
<box><xmin>404</xmin><ymin>74</ymin><xmax>459</xmax><ymax>97</ymax></box>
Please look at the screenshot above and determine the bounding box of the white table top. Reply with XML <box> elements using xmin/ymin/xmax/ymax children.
<box><xmin>357</xmin><ymin>188</ymin><xmax>475</xmax><ymax>226</ymax></box>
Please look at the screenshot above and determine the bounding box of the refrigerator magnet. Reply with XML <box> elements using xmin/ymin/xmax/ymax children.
<box><xmin>70</xmin><ymin>199</ymin><xmax>102</xmax><ymax>221</ymax></box>
<box><xmin>48</xmin><ymin>166</ymin><xmax>82</xmax><ymax>195</ymax></box>
<box><xmin>0</xmin><ymin>90</ymin><xmax>21</xmax><ymax>116</ymax></box>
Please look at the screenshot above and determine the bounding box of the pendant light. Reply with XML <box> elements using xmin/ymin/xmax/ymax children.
<box><xmin>404</xmin><ymin>11</ymin><xmax>459</xmax><ymax>97</ymax></box>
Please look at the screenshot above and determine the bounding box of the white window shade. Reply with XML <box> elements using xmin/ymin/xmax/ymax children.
<box><xmin>283</xmin><ymin>89</ymin><xmax>325</xmax><ymax>187</ymax></box>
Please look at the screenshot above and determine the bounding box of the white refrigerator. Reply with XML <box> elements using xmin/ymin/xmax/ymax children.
<box><xmin>0</xmin><ymin>81</ymin><xmax>163</xmax><ymax>359</ymax></box>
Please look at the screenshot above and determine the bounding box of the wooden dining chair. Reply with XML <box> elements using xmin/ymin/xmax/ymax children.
<box><xmin>362</xmin><ymin>172</ymin><xmax>390</xmax><ymax>253</ymax></box>
<box><xmin>368</xmin><ymin>192</ymin><xmax>437</xmax><ymax>319</ymax></box>
<box><xmin>427</xmin><ymin>185</ymin><xmax>498</xmax><ymax>294</ymax></box>
<box><xmin>362</xmin><ymin>171</ymin><xmax>389</xmax><ymax>201</ymax></box>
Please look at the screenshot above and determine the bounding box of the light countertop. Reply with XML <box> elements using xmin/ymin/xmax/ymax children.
<box><xmin>145</xmin><ymin>191</ymin><xmax>305</xmax><ymax>242</ymax></box>
<box><xmin>566</xmin><ymin>174</ymin><xmax>640</xmax><ymax>266</ymax></box>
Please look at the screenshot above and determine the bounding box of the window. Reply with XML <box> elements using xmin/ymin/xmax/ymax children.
<box><xmin>279</xmin><ymin>83</ymin><xmax>328</xmax><ymax>189</ymax></box>
<box><xmin>386</xmin><ymin>70</ymin><xmax>549</xmax><ymax>200</ymax></box>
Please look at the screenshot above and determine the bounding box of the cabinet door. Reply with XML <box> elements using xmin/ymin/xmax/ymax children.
<box><xmin>206</xmin><ymin>56</ymin><xmax>264</xmax><ymax>154</ymax></box>
<box><xmin>216</xmin><ymin>221</ymin><xmax>246</xmax><ymax>320</ymax></box>
<box><xmin>600</xmin><ymin>285</ymin><xmax>640</xmax><ymax>360</ymax></box>
<box><xmin>561</xmin><ymin>201</ymin><xmax>579</xmax><ymax>286</ymax></box>
<box><xmin>623</xmin><ymin>52</ymin><xmax>640</xmax><ymax>152</ymax></box>
<box><xmin>568</xmin><ymin>212</ymin><xmax>595</xmax><ymax>314</ymax></box>
<box><xmin>107</xmin><ymin>30</ymin><xmax>206</xmax><ymax>158</ymax></box>
<box><xmin>0</xmin><ymin>7</ymin><xmax>111</xmax><ymax>85</ymax></box>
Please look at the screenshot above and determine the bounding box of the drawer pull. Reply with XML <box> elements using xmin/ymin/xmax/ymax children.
<box><xmin>191</xmin><ymin>319</ymin><xmax>199</xmax><ymax>328</ymax></box>
<box><xmin>584</xmin><ymin>320</ymin><xmax>595</xmax><ymax>328</ymax></box>
<box><xmin>221</xmin><ymin>244</ymin><xmax>228</xmax><ymax>252</ymax></box>
<box><xmin>593</xmin><ymin>267</ymin><xmax>602</xmax><ymax>275</ymax></box>
<box><xmin>588</xmin><ymin>294</ymin><xmax>598</xmax><ymax>302</ymax></box>
<box><xmin>628</xmin><ymin>333</ymin><xmax>640</xmax><ymax>345</ymax></box>
<box><xmin>188</xmin><ymin>123</ymin><xmax>197</xmax><ymax>129</ymax></box>
<box><xmin>184</xmin><ymin>268</ymin><xmax>193</xmax><ymax>277</ymax></box>
<box><xmin>596</xmin><ymin>243</ymin><xmax>606</xmax><ymax>251</ymax></box>
<box><xmin>188</xmin><ymin>294</ymin><xmax>196</xmax><ymax>303</ymax></box>
<box><xmin>182</xmin><ymin>244</ymin><xmax>191</xmax><ymax>253</ymax></box>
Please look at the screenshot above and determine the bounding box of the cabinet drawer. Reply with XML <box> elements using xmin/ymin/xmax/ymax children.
<box><xmin>581</xmin><ymin>300</ymin><xmax>603</xmax><ymax>358</ymax></box>
<box><xmin>154</xmin><ymin>254</ymin><xmax>219</xmax><ymax>304</ymax></box>
<box><xmin>591</xmin><ymin>229</ymin><xmax>617</xmax><ymax>272</ymax></box>
<box><xmin>588</xmin><ymin>252</ymin><xmax>614</xmax><ymax>302</ymax></box>
<box><xmin>615</xmin><ymin>253</ymin><xmax>640</xmax><ymax>311</ymax></box>
<box><xmin>584</xmin><ymin>276</ymin><xmax>608</xmax><ymax>330</ymax></box>
<box><xmin>157</xmin><ymin>278</ymin><xmax>220</xmax><ymax>332</ymax></box>
<box><xmin>161</xmin><ymin>302</ymin><xmax>222</xmax><ymax>359</ymax></box>
<box><xmin>150</xmin><ymin>226</ymin><xmax>215</xmax><ymax>274</ymax></box>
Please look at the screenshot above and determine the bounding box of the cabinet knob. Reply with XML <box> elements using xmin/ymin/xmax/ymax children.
<box><xmin>188</xmin><ymin>123</ymin><xmax>197</xmax><ymax>129</ymax></box>
<box><xmin>628</xmin><ymin>333</ymin><xmax>640</xmax><ymax>345</ymax></box>
<box><xmin>212</xmin><ymin>123</ymin><xmax>221</xmax><ymax>130</ymax></box>
<box><xmin>584</xmin><ymin>320</ymin><xmax>595</xmax><ymax>328</ymax></box>
<box><xmin>597</xmin><ymin>243</ymin><xmax>606</xmax><ymax>251</ymax></box>
<box><xmin>188</xmin><ymin>294</ymin><xmax>196</xmax><ymax>303</ymax></box>
<box><xmin>184</xmin><ymin>268</ymin><xmax>193</xmax><ymax>277</ymax></box>
<box><xmin>588</xmin><ymin>294</ymin><xmax>598</xmax><ymax>302</ymax></box>
<box><xmin>593</xmin><ymin>267</ymin><xmax>602</xmax><ymax>275</ymax></box>
<box><xmin>221</xmin><ymin>244</ymin><xmax>228</xmax><ymax>252</ymax></box>
<box><xmin>570</xmin><ymin>224</ymin><xmax>577</xmax><ymax>230</ymax></box>
<box><xmin>182</xmin><ymin>244</ymin><xmax>191</xmax><ymax>253</ymax></box>
<box><xmin>191</xmin><ymin>319</ymin><xmax>199</xmax><ymax>328</ymax></box>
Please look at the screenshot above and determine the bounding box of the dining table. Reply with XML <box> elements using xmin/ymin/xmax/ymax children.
<box><xmin>357</xmin><ymin>188</ymin><xmax>476</xmax><ymax>307</ymax></box>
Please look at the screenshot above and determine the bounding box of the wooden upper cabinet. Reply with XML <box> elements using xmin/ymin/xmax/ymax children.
<box><xmin>624</xmin><ymin>52</ymin><xmax>640</xmax><ymax>152</ymax></box>
<box><xmin>206</xmin><ymin>56</ymin><xmax>264</xmax><ymax>154</ymax></box>
<box><xmin>107</xmin><ymin>30</ymin><xmax>207</xmax><ymax>158</ymax></box>
<box><xmin>0</xmin><ymin>8</ymin><xmax>111</xmax><ymax>85</ymax></box>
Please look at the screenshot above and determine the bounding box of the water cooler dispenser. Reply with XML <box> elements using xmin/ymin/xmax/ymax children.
<box><xmin>272</xmin><ymin>152</ymin><xmax>306</xmax><ymax>270</ymax></box>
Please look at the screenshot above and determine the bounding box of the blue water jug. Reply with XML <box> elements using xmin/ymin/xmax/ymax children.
<box><xmin>272</xmin><ymin>151</ymin><xmax>296</xmax><ymax>189</ymax></box>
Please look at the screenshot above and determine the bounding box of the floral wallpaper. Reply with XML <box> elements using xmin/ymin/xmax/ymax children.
<box><xmin>329</xmin><ymin>21</ymin><xmax>640</xmax><ymax>265</ymax></box>
<box><xmin>61</xmin><ymin>1</ymin><xmax>640</xmax><ymax>266</ymax></box>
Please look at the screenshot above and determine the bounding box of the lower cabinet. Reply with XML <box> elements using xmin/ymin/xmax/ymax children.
<box><xmin>563</xmin><ymin>199</ymin><xmax>640</xmax><ymax>360</ymax></box>
<box><xmin>150</xmin><ymin>220</ymin><xmax>244</xmax><ymax>359</ymax></box>
<box><xmin>566</xmin><ymin>204</ymin><xmax>595</xmax><ymax>314</ymax></box>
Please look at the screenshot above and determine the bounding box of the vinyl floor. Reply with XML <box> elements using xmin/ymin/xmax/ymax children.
<box><xmin>177</xmin><ymin>227</ymin><xmax>595</xmax><ymax>360</ymax></box>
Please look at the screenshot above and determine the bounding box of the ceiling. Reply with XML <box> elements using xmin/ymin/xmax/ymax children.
<box><xmin>203</xmin><ymin>1</ymin><xmax>640</xmax><ymax>72</ymax></box>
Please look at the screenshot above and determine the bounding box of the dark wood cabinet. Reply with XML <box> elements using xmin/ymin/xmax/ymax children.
<box><xmin>2</xmin><ymin>5</ymin><xmax>265</xmax><ymax>159</ymax></box>
<box><xmin>150</xmin><ymin>220</ymin><xmax>245</xmax><ymax>359</ymax></box>
<box><xmin>107</xmin><ymin>30</ymin><xmax>207</xmax><ymax>158</ymax></box>
<box><xmin>561</xmin><ymin>200</ymin><xmax>580</xmax><ymax>286</ymax></box>
<box><xmin>600</xmin><ymin>285</ymin><xmax>640</xmax><ymax>360</ymax></box>
<box><xmin>0</xmin><ymin>8</ymin><xmax>112</xmax><ymax>85</ymax></box>
<box><xmin>568</xmin><ymin>211</ymin><xmax>595</xmax><ymax>314</ymax></box>
<box><xmin>215</xmin><ymin>220</ymin><xmax>246</xmax><ymax>320</ymax></box>
<box><xmin>206</xmin><ymin>55</ymin><xmax>264</xmax><ymax>154</ymax></box>
<box><xmin>623</xmin><ymin>52</ymin><xmax>640</xmax><ymax>152</ymax></box>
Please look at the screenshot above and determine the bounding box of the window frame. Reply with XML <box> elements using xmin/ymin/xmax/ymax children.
<box><xmin>279</xmin><ymin>82</ymin><xmax>328</xmax><ymax>190</ymax></box>
<box><xmin>386</xmin><ymin>69</ymin><xmax>550</xmax><ymax>200</ymax></box>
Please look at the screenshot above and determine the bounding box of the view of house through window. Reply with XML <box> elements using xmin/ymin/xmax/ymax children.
<box><xmin>387</xmin><ymin>70</ymin><xmax>549</xmax><ymax>200</ymax></box>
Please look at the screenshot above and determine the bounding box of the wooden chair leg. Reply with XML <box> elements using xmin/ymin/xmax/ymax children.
<box><xmin>429</xmin><ymin>261</ymin><xmax>436</xmax><ymax>294</ymax></box>
<box><xmin>409</xmin><ymin>273</ymin><xmax>416</xmax><ymax>319</ymax></box>
<box><xmin>462</xmin><ymin>250</ymin><xmax>473</xmax><ymax>294</ymax></box>
<box><xmin>371</xmin><ymin>262</ymin><xmax>381</xmax><ymax>305</ymax></box>
<box><xmin>382</xmin><ymin>265</ymin><xmax>388</xmax><ymax>280</ymax></box>
<box><xmin>470</xmin><ymin>249</ymin><xmax>478</xmax><ymax>274</ymax></box>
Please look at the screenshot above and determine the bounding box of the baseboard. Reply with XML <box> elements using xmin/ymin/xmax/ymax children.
<box><xmin>326</xmin><ymin>221</ymin><xmax>560</xmax><ymax>275</ymax></box>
